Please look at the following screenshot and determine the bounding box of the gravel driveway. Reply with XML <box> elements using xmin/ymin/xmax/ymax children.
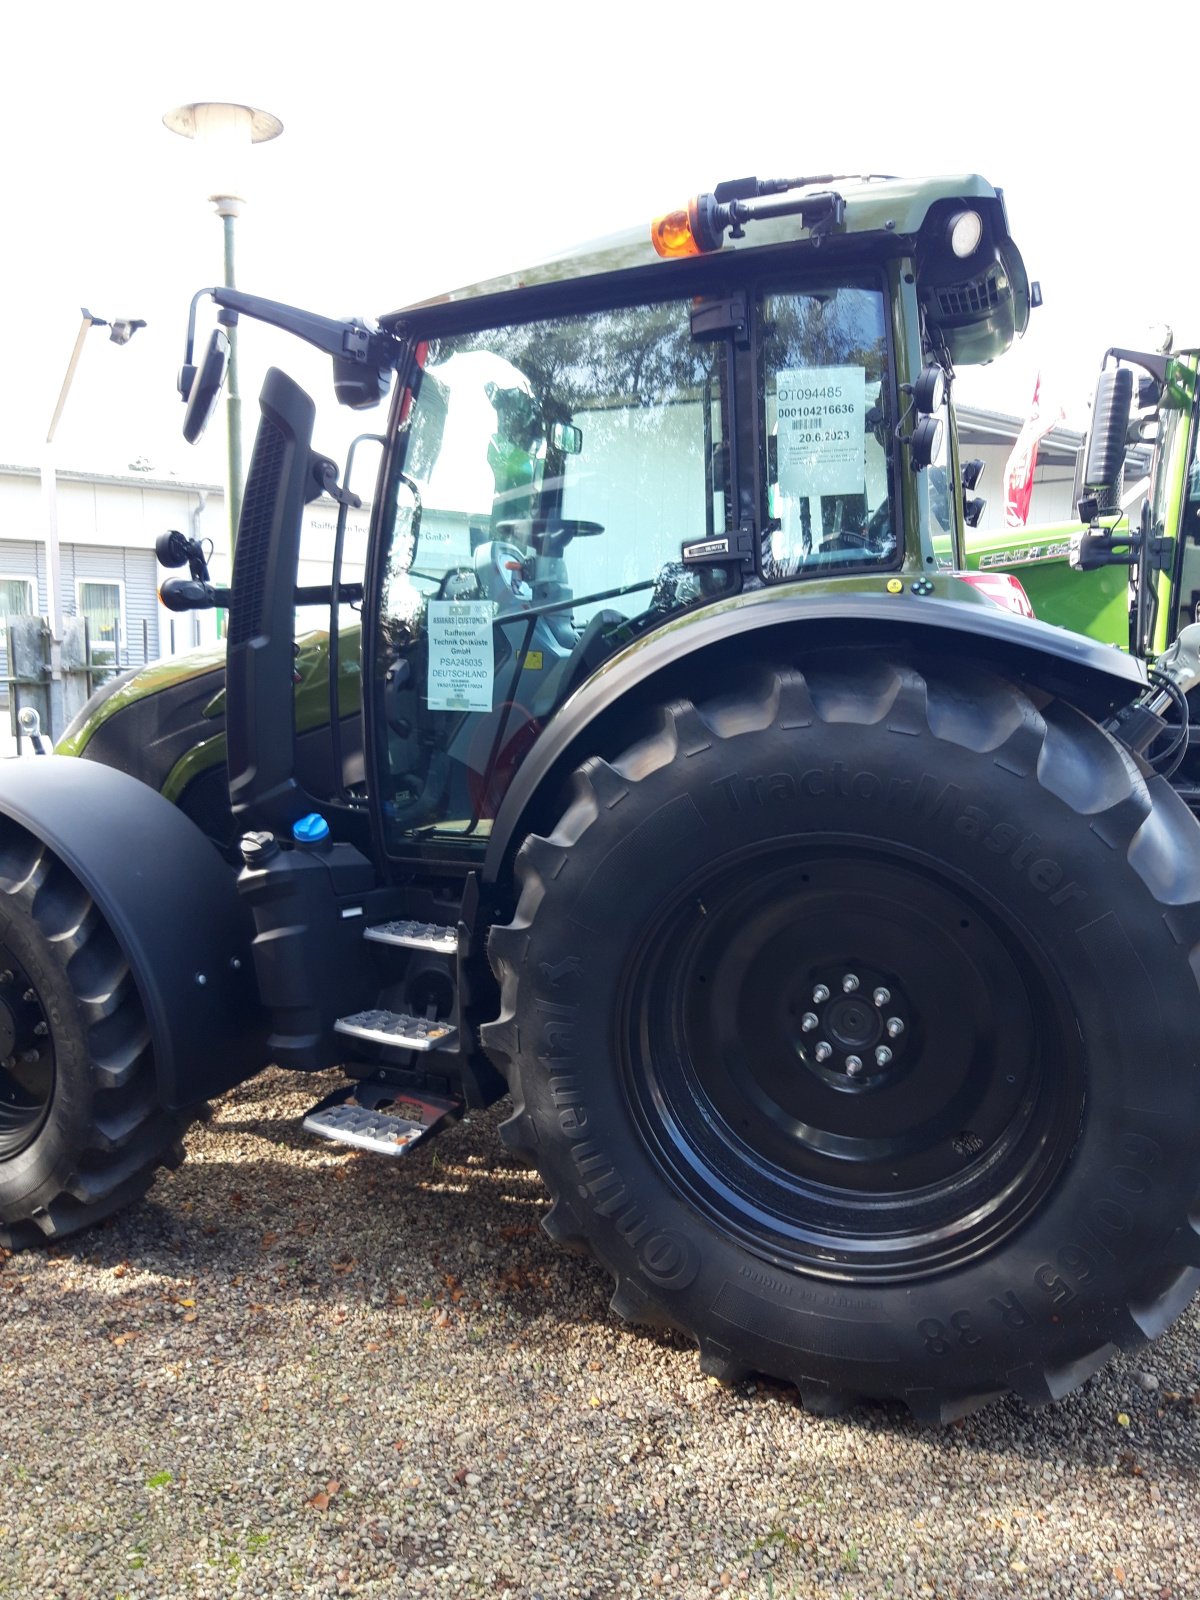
<box><xmin>2</xmin><ymin>1068</ymin><xmax>1197</xmax><ymax>1599</ymax></box>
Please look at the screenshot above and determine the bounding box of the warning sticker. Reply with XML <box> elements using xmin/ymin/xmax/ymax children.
<box><xmin>776</xmin><ymin>366</ymin><xmax>866</xmax><ymax>500</ymax></box>
<box><xmin>427</xmin><ymin>600</ymin><xmax>495</xmax><ymax>712</ymax></box>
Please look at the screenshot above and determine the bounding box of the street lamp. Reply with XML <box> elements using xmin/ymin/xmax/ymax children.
<box><xmin>162</xmin><ymin>101</ymin><xmax>283</xmax><ymax>558</ymax></box>
<box><xmin>40</xmin><ymin>310</ymin><xmax>145</xmax><ymax>735</ymax></box>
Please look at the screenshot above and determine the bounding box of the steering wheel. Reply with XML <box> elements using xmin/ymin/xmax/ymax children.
<box><xmin>495</xmin><ymin>518</ymin><xmax>605</xmax><ymax>557</ymax></box>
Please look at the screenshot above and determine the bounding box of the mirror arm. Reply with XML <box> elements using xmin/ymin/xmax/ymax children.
<box><xmin>206</xmin><ymin>287</ymin><xmax>396</xmax><ymax>371</ymax></box>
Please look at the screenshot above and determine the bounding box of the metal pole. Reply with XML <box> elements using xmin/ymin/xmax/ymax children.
<box><xmin>217</xmin><ymin>201</ymin><xmax>243</xmax><ymax>561</ymax></box>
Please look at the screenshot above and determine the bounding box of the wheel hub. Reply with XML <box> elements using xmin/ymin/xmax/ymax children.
<box><xmin>797</xmin><ymin>967</ymin><xmax>909</xmax><ymax>1091</ymax></box>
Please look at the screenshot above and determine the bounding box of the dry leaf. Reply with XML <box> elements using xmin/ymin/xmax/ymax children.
<box><xmin>1115</xmin><ymin>1567</ymin><xmax>1127</xmax><ymax>1586</ymax></box>
<box><xmin>260</xmin><ymin>1232</ymin><xmax>278</xmax><ymax>1250</ymax></box>
<box><xmin>307</xmin><ymin>1492</ymin><xmax>330</xmax><ymax>1512</ymax></box>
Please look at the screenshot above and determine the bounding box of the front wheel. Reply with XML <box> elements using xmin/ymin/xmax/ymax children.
<box><xmin>0</xmin><ymin>824</ymin><xmax>198</xmax><ymax>1247</ymax></box>
<box><xmin>484</xmin><ymin>656</ymin><xmax>1200</xmax><ymax>1420</ymax></box>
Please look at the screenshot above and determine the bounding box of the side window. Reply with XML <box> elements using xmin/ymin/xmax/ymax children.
<box><xmin>376</xmin><ymin>299</ymin><xmax>730</xmax><ymax>848</ymax></box>
<box><xmin>759</xmin><ymin>286</ymin><xmax>894</xmax><ymax>578</ymax></box>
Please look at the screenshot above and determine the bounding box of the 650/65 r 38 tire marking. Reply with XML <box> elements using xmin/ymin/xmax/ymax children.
<box><xmin>483</xmin><ymin>655</ymin><xmax>1200</xmax><ymax>1421</ymax></box>
<box><xmin>0</xmin><ymin>822</ymin><xmax>201</xmax><ymax>1249</ymax></box>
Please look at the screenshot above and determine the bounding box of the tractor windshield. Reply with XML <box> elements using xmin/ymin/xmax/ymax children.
<box><xmin>371</xmin><ymin>279</ymin><xmax>899</xmax><ymax>852</ymax></box>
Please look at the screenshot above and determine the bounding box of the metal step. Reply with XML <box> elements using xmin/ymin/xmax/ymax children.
<box><xmin>364</xmin><ymin>919</ymin><xmax>457</xmax><ymax>954</ymax></box>
<box><xmin>303</xmin><ymin>1080</ymin><xmax>462</xmax><ymax>1157</ymax></box>
<box><xmin>334</xmin><ymin>1008</ymin><xmax>456</xmax><ymax>1051</ymax></box>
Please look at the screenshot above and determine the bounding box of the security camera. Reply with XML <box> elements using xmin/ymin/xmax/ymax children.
<box><xmin>109</xmin><ymin>318</ymin><xmax>147</xmax><ymax>345</ymax></box>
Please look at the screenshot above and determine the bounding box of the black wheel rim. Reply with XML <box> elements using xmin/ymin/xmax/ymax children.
<box><xmin>621</xmin><ymin>840</ymin><xmax>1085</xmax><ymax>1283</ymax></box>
<box><xmin>0</xmin><ymin>949</ymin><xmax>55</xmax><ymax>1160</ymax></box>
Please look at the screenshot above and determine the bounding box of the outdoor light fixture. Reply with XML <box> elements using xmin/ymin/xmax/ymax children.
<box><xmin>163</xmin><ymin>100</ymin><xmax>283</xmax><ymax>556</ymax></box>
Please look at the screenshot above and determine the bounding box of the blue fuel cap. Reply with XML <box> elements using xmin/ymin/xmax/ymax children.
<box><xmin>293</xmin><ymin>812</ymin><xmax>331</xmax><ymax>846</ymax></box>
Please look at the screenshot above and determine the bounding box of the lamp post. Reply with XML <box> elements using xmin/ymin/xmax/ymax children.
<box><xmin>40</xmin><ymin>310</ymin><xmax>145</xmax><ymax>736</ymax></box>
<box><xmin>162</xmin><ymin>101</ymin><xmax>283</xmax><ymax>558</ymax></box>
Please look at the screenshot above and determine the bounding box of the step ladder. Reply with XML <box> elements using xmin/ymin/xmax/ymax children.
<box><xmin>333</xmin><ymin>919</ymin><xmax>460</xmax><ymax>1053</ymax></box>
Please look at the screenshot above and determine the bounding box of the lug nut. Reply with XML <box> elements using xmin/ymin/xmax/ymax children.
<box><xmin>886</xmin><ymin>1016</ymin><xmax>904</xmax><ymax>1038</ymax></box>
<box><xmin>20</xmin><ymin>1049</ymin><xmax>39</xmax><ymax>1064</ymax></box>
<box><xmin>875</xmin><ymin>1045</ymin><xmax>893</xmax><ymax>1066</ymax></box>
<box><xmin>812</xmin><ymin>984</ymin><xmax>830</xmax><ymax>1004</ymax></box>
<box><xmin>846</xmin><ymin>1055</ymin><xmax>863</xmax><ymax>1077</ymax></box>
<box><xmin>22</xmin><ymin>989</ymin><xmax>35</xmax><ymax>1003</ymax></box>
<box><xmin>0</xmin><ymin>970</ymin><xmax>12</xmax><ymax>983</ymax></box>
<box><xmin>801</xmin><ymin>1012</ymin><xmax>819</xmax><ymax>1032</ymax></box>
<box><xmin>33</xmin><ymin>1022</ymin><xmax>48</xmax><ymax>1037</ymax></box>
<box><xmin>814</xmin><ymin>1041</ymin><xmax>833</xmax><ymax>1063</ymax></box>
<box><xmin>873</xmin><ymin>987</ymin><xmax>890</xmax><ymax>1007</ymax></box>
<box><xmin>842</xmin><ymin>973</ymin><xmax>860</xmax><ymax>993</ymax></box>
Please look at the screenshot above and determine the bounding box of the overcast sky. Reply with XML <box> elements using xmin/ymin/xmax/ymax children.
<box><xmin>4</xmin><ymin>2</ymin><xmax>1194</xmax><ymax>490</ymax></box>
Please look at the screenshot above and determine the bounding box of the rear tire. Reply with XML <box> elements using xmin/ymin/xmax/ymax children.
<box><xmin>0</xmin><ymin>824</ymin><xmax>198</xmax><ymax>1247</ymax></box>
<box><xmin>484</xmin><ymin>656</ymin><xmax>1200</xmax><ymax>1419</ymax></box>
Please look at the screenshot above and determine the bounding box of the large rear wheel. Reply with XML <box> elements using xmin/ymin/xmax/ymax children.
<box><xmin>0</xmin><ymin>824</ymin><xmax>198</xmax><ymax>1247</ymax></box>
<box><xmin>484</xmin><ymin>656</ymin><xmax>1200</xmax><ymax>1419</ymax></box>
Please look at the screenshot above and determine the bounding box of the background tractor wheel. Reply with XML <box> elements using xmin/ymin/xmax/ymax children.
<box><xmin>484</xmin><ymin>655</ymin><xmax>1200</xmax><ymax>1420</ymax></box>
<box><xmin>0</xmin><ymin>823</ymin><xmax>200</xmax><ymax>1248</ymax></box>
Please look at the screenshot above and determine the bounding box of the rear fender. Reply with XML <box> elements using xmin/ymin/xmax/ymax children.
<box><xmin>0</xmin><ymin>757</ymin><xmax>265</xmax><ymax>1108</ymax></box>
<box><xmin>483</xmin><ymin>589</ymin><xmax>1146</xmax><ymax>885</ymax></box>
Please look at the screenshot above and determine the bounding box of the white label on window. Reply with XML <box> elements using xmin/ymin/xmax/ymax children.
<box><xmin>776</xmin><ymin>366</ymin><xmax>866</xmax><ymax>499</ymax></box>
<box><xmin>426</xmin><ymin>600</ymin><xmax>495</xmax><ymax>712</ymax></box>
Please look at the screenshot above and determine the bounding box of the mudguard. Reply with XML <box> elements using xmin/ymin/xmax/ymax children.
<box><xmin>483</xmin><ymin>587</ymin><xmax>1147</xmax><ymax>883</ymax></box>
<box><xmin>0</xmin><ymin>757</ymin><xmax>266</xmax><ymax>1108</ymax></box>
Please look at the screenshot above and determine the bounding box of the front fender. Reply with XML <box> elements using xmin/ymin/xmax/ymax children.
<box><xmin>0</xmin><ymin>757</ymin><xmax>266</xmax><ymax>1108</ymax></box>
<box><xmin>483</xmin><ymin>586</ymin><xmax>1146</xmax><ymax>884</ymax></box>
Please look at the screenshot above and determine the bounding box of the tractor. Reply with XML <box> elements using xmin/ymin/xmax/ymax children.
<box><xmin>5</xmin><ymin>173</ymin><xmax>1200</xmax><ymax>1424</ymax></box>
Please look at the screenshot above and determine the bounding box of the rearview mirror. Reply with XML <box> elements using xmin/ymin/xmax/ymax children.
<box><xmin>1077</xmin><ymin>366</ymin><xmax>1133</xmax><ymax>517</ymax></box>
<box><xmin>181</xmin><ymin>328</ymin><xmax>230</xmax><ymax>443</ymax></box>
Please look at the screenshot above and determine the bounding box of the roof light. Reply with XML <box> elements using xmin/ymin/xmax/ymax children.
<box><xmin>650</xmin><ymin>194</ymin><xmax>725</xmax><ymax>258</ymax></box>
<box><xmin>959</xmin><ymin>571</ymin><xmax>1036</xmax><ymax>618</ymax></box>
<box><xmin>947</xmin><ymin>209</ymin><xmax>983</xmax><ymax>258</ymax></box>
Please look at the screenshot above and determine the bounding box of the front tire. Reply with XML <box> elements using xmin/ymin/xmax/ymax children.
<box><xmin>484</xmin><ymin>656</ymin><xmax>1200</xmax><ymax>1420</ymax></box>
<box><xmin>0</xmin><ymin>824</ymin><xmax>198</xmax><ymax>1247</ymax></box>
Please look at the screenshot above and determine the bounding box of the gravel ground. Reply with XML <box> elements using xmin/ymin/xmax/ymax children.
<box><xmin>1</xmin><ymin>1068</ymin><xmax>1198</xmax><ymax>1600</ymax></box>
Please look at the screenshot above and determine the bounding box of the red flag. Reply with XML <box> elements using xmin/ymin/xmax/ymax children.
<box><xmin>1003</xmin><ymin>374</ymin><xmax>1065</xmax><ymax>528</ymax></box>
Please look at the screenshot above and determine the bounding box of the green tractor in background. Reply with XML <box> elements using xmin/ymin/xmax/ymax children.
<box><xmin>966</xmin><ymin>340</ymin><xmax>1199</xmax><ymax>659</ymax></box>
<box><xmin>6</xmin><ymin>173</ymin><xmax>1200</xmax><ymax>1425</ymax></box>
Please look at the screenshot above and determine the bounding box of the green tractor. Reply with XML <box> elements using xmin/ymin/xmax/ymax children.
<box><xmin>965</xmin><ymin>340</ymin><xmax>1199</xmax><ymax>655</ymax></box>
<box><xmin>5</xmin><ymin>174</ymin><xmax>1200</xmax><ymax>1424</ymax></box>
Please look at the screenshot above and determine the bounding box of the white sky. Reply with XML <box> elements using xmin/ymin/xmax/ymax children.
<box><xmin>3</xmin><ymin>1</ymin><xmax>1196</xmax><ymax>488</ymax></box>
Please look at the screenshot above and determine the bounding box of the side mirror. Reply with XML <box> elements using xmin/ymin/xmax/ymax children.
<box><xmin>551</xmin><ymin>420</ymin><xmax>583</xmax><ymax>455</ymax></box>
<box><xmin>1077</xmin><ymin>366</ymin><xmax>1133</xmax><ymax>517</ymax></box>
<box><xmin>181</xmin><ymin>328</ymin><xmax>230</xmax><ymax>443</ymax></box>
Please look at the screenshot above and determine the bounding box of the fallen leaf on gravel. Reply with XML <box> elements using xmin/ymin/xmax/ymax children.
<box><xmin>307</xmin><ymin>1492</ymin><xmax>330</xmax><ymax>1512</ymax></box>
<box><xmin>390</xmin><ymin>1291</ymin><xmax>408</xmax><ymax>1306</ymax></box>
<box><xmin>260</xmin><ymin>1232</ymin><xmax>278</xmax><ymax>1250</ymax></box>
<box><xmin>1117</xmin><ymin>1412</ymin><xmax>1131</xmax><ymax>1427</ymax></box>
<box><xmin>365</xmin><ymin>1341</ymin><xmax>381</xmax><ymax>1352</ymax></box>
<box><xmin>332</xmin><ymin>1258</ymin><xmax>356</xmax><ymax>1276</ymax></box>
<box><xmin>113</xmin><ymin>1262</ymin><xmax>129</xmax><ymax>1278</ymax></box>
<box><xmin>181</xmin><ymin>1312</ymin><xmax>198</xmax><ymax>1324</ymax></box>
<box><xmin>434</xmin><ymin>1310</ymin><xmax>452</xmax><ymax>1329</ymax></box>
<box><xmin>453</xmin><ymin>1467</ymin><xmax>469</xmax><ymax>1484</ymax></box>
<box><xmin>326</xmin><ymin>1479</ymin><xmax>341</xmax><ymax>1495</ymax></box>
<box><xmin>1115</xmin><ymin>1566</ymin><xmax>1127</xmax><ymax>1585</ymax></box>
<box><xmin>587</xmin><ymin>1361</ymin><xmax>603</xmax><ymax>1372</ymax></box>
